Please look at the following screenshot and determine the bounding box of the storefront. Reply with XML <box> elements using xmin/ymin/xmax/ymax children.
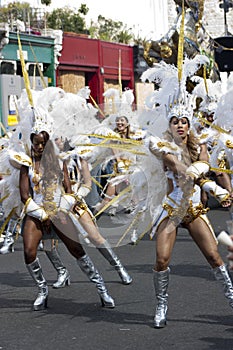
<box><xmin>0</xmin><ymin>30</ymin><xmax>55</xmax><ymax>132</ymax></box>
<box><xmin>57</xmin><ymin>33</ymin><xmax>134</xmax><ymax>107</ymax></box>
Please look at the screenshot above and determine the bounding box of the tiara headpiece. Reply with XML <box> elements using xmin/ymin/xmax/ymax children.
<box><xmin>166</xmin><ymin>88</ymin><xmax>194</xmax><ymax>124</ymax></box>
<box><xmin>31</xmin><ymin>107</ymin><xmax>54</xmax><ymax>136</ymax></box>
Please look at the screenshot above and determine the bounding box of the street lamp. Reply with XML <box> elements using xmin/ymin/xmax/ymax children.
<box><xmin>219</xmin><ymin>0</ymin><xmax>233</xmax><ymax>35</ymax></box>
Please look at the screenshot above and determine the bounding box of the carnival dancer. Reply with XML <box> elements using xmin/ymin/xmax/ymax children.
<box><xmin>0</xmin><ymin>137</ymin><xmax>19</xmax><ymax>254</ymax></box>
<box><xmin>93</xmin><ymin>115</ymin><xmax>146</xmax><ymax>217</ymax></box>
<box><xmin>53</xmin><ymin>135</ymin><xmax>132</xmax><ymax>285</ymax></box>
<box><xmin>0</xmin><ymin>35</ymin><xmax>114</xmax><ymax>309</ymax></box>
<box><xmin>148</xmin><ymin>105</ymin><xmax>233</xmax><ymax>328</ymax></box>
<box><xmin>0</xmin><ymin>132</ymin><xmax>71</xmax><ymax>289</ymax></box>
<box><xmin>14</xmin><ymin>83</ymin><xmax>132</xmax><ymax>285</ymax></box>
<box><xmin>207</xmin><ymin>82</ymin><xmax>233</xmax><ymax>268</ymax></box>
<box><xmin>140</xmin><ymin>54</ymin><xmax>233</xmax><ymax>328</ymax></box>
<box><xmin>19</xmin><ymin>127</ymin><xmax>115</xmax><ymax>311</ymax></box>
<box><xmin>191</xmin><ymin>77</ymin><xmax>232</xmax><ymax>206</ymax></box>
<box><xmin>209</xmin><ymin>82</ymin><xmax>233</xmax><ymax>190</ymax></box>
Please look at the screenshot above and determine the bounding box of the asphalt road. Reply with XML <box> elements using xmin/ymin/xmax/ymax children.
<box><xmin>1</xmin><ymin>203</ymin><xmax>233</xmax><ymax>350</ymax></box>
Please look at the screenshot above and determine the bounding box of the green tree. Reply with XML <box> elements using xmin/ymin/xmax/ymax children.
<box><xmin>41</xmin><ymin>0</ymin><xmax>51</xmax><ymax>5</ymax></box>
<box><xmin>79</xmin><ymin>4</ymin><xmax>89</xmax><ymax>16</ymax></box>
<box><xmin>46</xmin><ymin>5</ymin><xmax>89</xmax><ymax>34</ymax></box>
<box><xmin>0</xmin><ymin>2</ymin><xmax>31</xmax><ymax>24</ymax></box>
<box><xmin>116</xmin><ymin>27</ymin><xmax>134</xmax><ymax>44</ymax></box>
<box><xmin>89</xmin><ymin>15</ymin><xmax>133</xmax><ymax>44</ymax></box>
<box><xmin>0</xmin><ymin>2</ymin><xmax>137</xmax><ymax>45</ymax></box>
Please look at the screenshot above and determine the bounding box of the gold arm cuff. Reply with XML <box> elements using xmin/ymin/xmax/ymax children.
<box><xmin>219</xmin><ymin>193</ymin><xmax>230</xmax><ymax>204</ymax></box>
<box><xmin>195</xmin><ymin>160</ymin><xmax>210</xmax><ymax>166</ymax></box>
<box><xmin>41</xmin><ymin>214</ymin><xmax>49</xmax><ymax>222</ymax></box>
<box><xmin>81</xmin><ymin>184</ymin><xmax>92</xmax><ymax>190</ymax></box>
<box><xmin>199</xmin><ymin>179</ymin><xmax>212</xmax><ymax>187</ymax></box>
<box><xmin>74</xmin><ymin>186</ymin><xmax>91</xmax><ymax>201</ymax></box>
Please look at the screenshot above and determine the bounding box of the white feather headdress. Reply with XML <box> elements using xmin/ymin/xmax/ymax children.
<box><xmin>140</xmin><ymin>54</ymin><xmax>209</xmax><ymax>124</ymax></box>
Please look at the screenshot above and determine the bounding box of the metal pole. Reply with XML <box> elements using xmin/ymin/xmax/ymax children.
<box><xmin>223</xmin><ymin>0</ymin><xmax>228</xmax><ymax>35</ymax></box>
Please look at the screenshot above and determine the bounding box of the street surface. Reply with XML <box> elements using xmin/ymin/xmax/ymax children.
<box><xmin>1</xmin><ymin>202</ymin><xmax>233</xmax><ymax>350</ymax></box>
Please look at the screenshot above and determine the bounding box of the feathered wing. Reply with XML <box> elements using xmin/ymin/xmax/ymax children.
<box><xmin>0</xmin><ymin>147</ymin><xmax>26</xmax><ymax>218</ymax></box>
<box><xmin>50</xmin><ymin>92</ymin><xmax>100</xmax><ymax>142</ymax></box>
<box><xmin>214</xmin><ymin>86</ymin><xmax>233</xmax><ymax>132</ymax></box>
<box><xmin>191</xmin><ymin>76</ymin><xmax>223</xmax><ymax>114</ymax></box>
<box><xmin>0</xmin><ymin>169</ymin><xmax>23</xmax><ymax>217</ymax></box>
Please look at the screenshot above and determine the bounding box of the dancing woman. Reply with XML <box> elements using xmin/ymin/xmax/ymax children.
<box><xmin>94</xmin><ymin>115</ymin><xmax>145</xmax><ymax>216</ymax></box>
<box><xmin>52</xmin><ymin>135</ymin><xmax>132</xmax><ymax>285</ymax></box>
<box><xmin>20</xmin><ymin>128</ymin><xmax>115</xmax><ymax>311</ymax></box>
<box><xmin>149</xmin><ymin>107</ymin><xmax>233</xmax><ymax>328</ymax></box>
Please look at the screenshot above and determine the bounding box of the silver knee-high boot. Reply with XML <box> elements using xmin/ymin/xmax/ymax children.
<box><xmin>45</xmin><ymin>247</ymin><xmax>71</xmax><ymax>288</ymax></box>
<box><xmin>77</xmin><ymin>254</ymin><xmax>115</xmax><ymax>308</ymax></box>
<box><xmin>0</xmin><ymin>232</ymin><xmax>14</xmax><ymax>254</ymax></box>
<box><xmin>26</xmin><ymin>257</ymin><xmax>48</xmax><ymax>311</ymax></box>
<box><xmin>0</xmin><ymin>218</ymin><xmax>16</xmax><ymax>254</ymax></box>
<box><xmin>153</xmin><ymin>268</ymin><xmax>170</xmax><ymax>328</ymax></box>
<box><xmin>213</xmin><ymin>264</ymin><xmax>233</xmax><ymax>309</ymax></box>
<box><xmin>97</xmin><ymin>240</ymin><xmax>132</xmax><ymax>285</ymax></box>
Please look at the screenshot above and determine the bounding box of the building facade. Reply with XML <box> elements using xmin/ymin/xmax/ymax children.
<box><xmin>167</xmin><ymin>0</ymin><xmax>233</xmax><ymax>37</ymax></box>
<box><xmin>57</xmin><ymin>33</ymin><xmax>134</xmax><ymax>107</ymax></box>
<box><xmin>0</xmin><ymin>30</ymin><xmax>55</xmax><ymax>132</ymax></box>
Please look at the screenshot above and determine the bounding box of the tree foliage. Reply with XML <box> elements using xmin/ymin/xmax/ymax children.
<box><xmin>41</xmin><ymin>0</ymin><xmax>51</xmax><ymax>6</ymax></box>
<box><xmin>0</xmin><ymin>2</ymin><xmax>145</xmax><ymax>45</ymax></box>
<box><xmin>0</xmin><ymin>2</ymin><xmax>31</xmax><ymax>24</ymax></box>
<box><xmin>46</xmin><ymin>5</ymin><xmax>89</xmax><ymax>34</ymax></box>
<box><xmin>89</xmin><ymin>15</ymin><xmax>134</xmax><ymax>44</ymax></box>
